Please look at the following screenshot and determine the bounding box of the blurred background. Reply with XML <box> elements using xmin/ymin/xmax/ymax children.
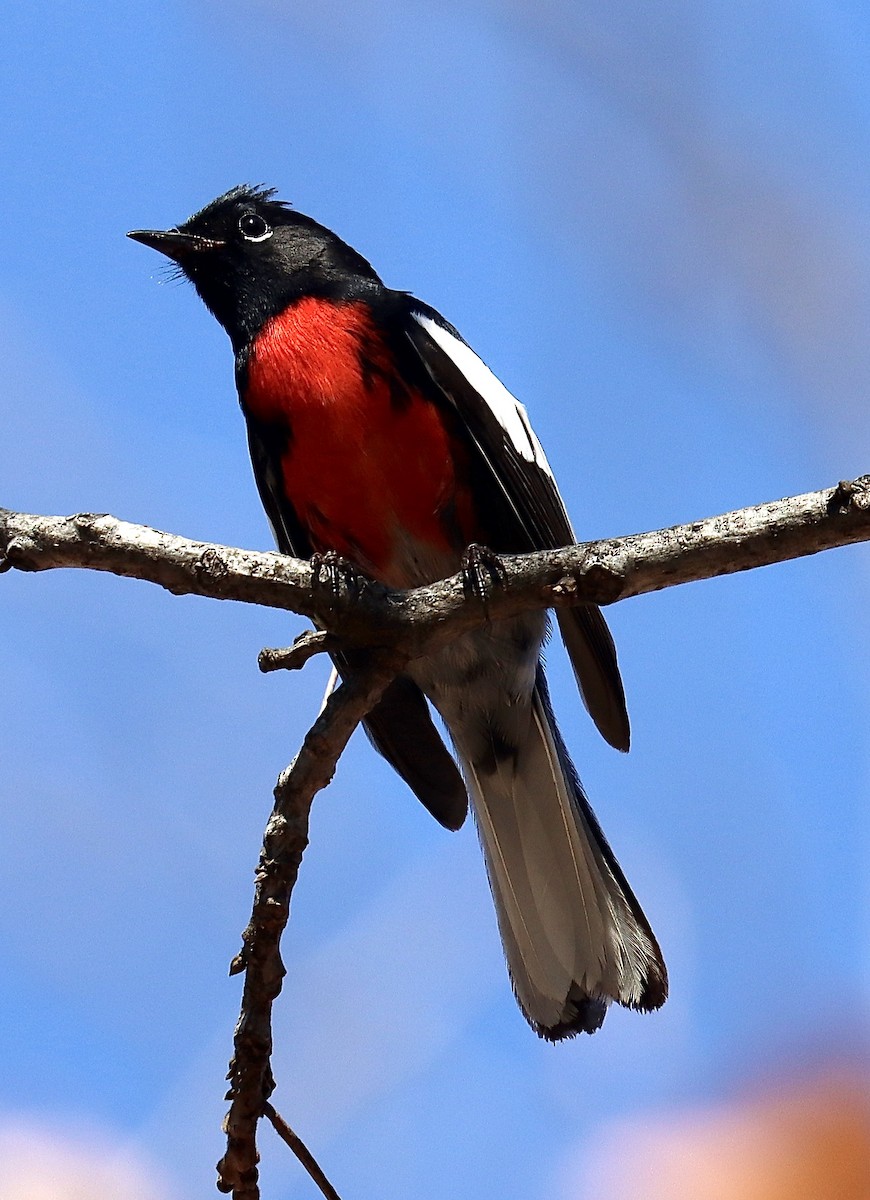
<box><xmin>1</xmin><ymin>1</ymin><xmax>869</xmax><ymax>1197</ymax></box>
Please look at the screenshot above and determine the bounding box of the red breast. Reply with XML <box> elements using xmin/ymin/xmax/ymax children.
<box><xmin>244</xmin><ymin>297</ymin><xmax>476</xmax><ymax>587</ymax></box>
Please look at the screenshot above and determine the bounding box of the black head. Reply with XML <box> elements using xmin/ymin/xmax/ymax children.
<box><xmin>128</xmin><ymin>185</ymin><xmax>383</xmax><ymax>349</ymax></box>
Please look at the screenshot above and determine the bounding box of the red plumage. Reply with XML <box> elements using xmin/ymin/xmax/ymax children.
<box><xmin>245</xmin><ymin>297</ymin><xmax>476</xmax><ymax>587</ymax></box>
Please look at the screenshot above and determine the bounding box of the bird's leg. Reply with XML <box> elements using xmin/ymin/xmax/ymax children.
<box><xmin>461</xmin><ymin>543</ymin><xmax>508</xmax><ymax>605</ymax></box>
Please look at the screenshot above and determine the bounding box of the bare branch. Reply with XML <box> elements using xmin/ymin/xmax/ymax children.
<box><xmin>2</xmin><ymin>477</ymin><xmax>869</xmax><ymax>662</ymax></box>
<box><xmin>216</xmin><ymin>655</ymin><xmax>402</xmax><ymax>1200</ymax></box>
<box><xmin>5</xmin><ymin>475</ymin><xmax>870</xmax><ymax>1196</ymax></box>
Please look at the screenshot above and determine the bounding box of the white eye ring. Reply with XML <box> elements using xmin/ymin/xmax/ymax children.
<box><xmin>238</xmin><ymin>212</ymin><xmax>272</xmax><ymax>242</ymax></box>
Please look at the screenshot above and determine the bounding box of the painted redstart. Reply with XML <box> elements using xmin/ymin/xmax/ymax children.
<box><xmin>129</xmin><ymin>185</ymin><xmax>667</xmax><ymax>1039</ymax></box>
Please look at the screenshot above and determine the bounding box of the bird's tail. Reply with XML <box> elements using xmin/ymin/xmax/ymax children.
<box><xmin>459</xmin><ymin>669</ymin><xmax>667</xmax><ymax>1039</ymax></box>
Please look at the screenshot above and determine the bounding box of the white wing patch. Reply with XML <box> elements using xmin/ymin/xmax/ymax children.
<box><xmin>412</xmin><ymin>311</ymin><xmax>555</xmax><ymax>480</ymax></box>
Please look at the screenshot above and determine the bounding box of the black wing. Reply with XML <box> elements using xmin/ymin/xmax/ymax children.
<box><xmin>404</xmin><ymin>300</ymin><xmax>630</xmax><ymax>752</ymax></box>
<box><xmin>245</xmin><ymin>414</ymin><xmax>469</xmax><ymax>829</ymax></box>
<box><xmin>246</xmin><ymin>418</ymin><xmax>314</xmax><ymax>560</ymax></box>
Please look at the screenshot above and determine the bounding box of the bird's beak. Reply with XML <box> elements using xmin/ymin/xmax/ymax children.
<box><xmin>127</xmin><ymin>228</ymin><xmax>224</xmax><ymax>261</ymax></box>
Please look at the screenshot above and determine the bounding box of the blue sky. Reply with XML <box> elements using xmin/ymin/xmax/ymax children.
<box><xmin>0</xmin><ymin>2</ymin><xmax>868</xmax><ymax>1197</ymax></box>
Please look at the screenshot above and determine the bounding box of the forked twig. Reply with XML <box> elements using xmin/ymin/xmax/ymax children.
<box><xmin>216</xmin><ymin>655</ymin><xmax>402</xmax><ymax>1199</ymax></box>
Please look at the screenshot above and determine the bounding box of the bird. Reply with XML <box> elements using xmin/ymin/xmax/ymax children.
<box><xmin>129</xmin><ymin>185</ymin><xmax>667</xmax><ymax>1039</ymax></box>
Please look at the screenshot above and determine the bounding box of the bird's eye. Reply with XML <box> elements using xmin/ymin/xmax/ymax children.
<box><xmin>238</xmin><ymin>212</ymin><xmax>272</xmax><ymax>242</ymax></box>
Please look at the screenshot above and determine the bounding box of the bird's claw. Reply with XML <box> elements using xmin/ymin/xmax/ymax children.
<box><xmin>311</xmin><ymin>550</ymin><xmax>367</xmax><ymax>600</ymax></box>
<box><xmin>461</xmin><ymin>543</ymin><xmax>507</xmax><ymax>604</ymax></box>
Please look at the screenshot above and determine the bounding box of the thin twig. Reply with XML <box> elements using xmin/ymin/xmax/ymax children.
<box><xmin>262</xmin><ymin>1103</ymin><xmax>342</xmax><ymax>1200</ymax></box>
<box><xmin>258</xmin><ymin>630</ymin><xmax>338</xmax><ymax>674</ymax></box>
<box><xmin>216</xmin><ymin>655</ymin><xmax>403</xmax><ymax>1199</ymax></box>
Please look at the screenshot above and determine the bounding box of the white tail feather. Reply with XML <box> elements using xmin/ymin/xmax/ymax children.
<box><xmin>460</xmin><ymin>686</ymin><xmax>666</xmax><ymax>1037</ymax></box>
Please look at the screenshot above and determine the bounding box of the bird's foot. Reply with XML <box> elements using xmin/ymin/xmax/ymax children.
<box><xmin>310</xmin><ymin>550</ymin><xmax>368</xmax><ymax>601</ymax></box>
<box><xmin>461</xmin><ymin>543</ymin><xmax>507</xmax><ymax>604</ymax></box>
